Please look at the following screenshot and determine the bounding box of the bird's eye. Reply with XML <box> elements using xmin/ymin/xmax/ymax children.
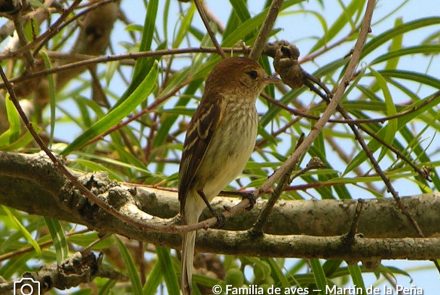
<box><xmin>246</xmin><ymin>70</ymin><xmax>258</xmax><ymax>80</ymax></box>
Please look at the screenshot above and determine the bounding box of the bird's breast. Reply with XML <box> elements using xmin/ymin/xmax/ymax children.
<box><xmin>195</xmin><ymin>101</ymin><xmax>258</xmax><ymax>199</ymax></box>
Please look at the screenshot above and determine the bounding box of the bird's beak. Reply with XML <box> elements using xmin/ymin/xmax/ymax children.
<box><xmin>264</xmin><ymin>74</ymin><xmax>281</xmax><ymax>84</ymax></box>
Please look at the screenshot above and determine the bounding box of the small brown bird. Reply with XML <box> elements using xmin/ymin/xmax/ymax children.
<box><xmin>179</xmin><ymin>57</ymin><xmax>278</xmax><ymax>294</ymax></box>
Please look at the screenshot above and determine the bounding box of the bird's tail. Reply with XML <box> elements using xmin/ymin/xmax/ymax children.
<box><xmin>181</xmin><ymin>227</ymin><xmax>196</xmax><ymax>295</ymax></box>
<box><xmin>181</xmin><ymin>195</ymin><xmax>204</xmax><ymax>295</ymax></box>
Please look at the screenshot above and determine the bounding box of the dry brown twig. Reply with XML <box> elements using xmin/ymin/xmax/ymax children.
<box><xmin>194</xmin><ymin>0</ymin><xmax>225</xmax><ymax>58</ymax></box>
<box><xmin>249</xmin><ymin>0</ymin><xmax>283</xmax><ymax>60</ymax></box>
<box><xmin>173</xmin><ymin>0</ymin><xmax>378</xmax><ymax>233</ymax></box>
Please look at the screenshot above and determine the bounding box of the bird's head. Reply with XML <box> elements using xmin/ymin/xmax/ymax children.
<box><xmin>205</xmin><ymin>57</ymin><xmax>279</xmax><ymax>98</ymax></box>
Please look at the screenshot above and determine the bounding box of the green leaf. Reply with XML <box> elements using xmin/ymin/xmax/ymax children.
<box><xmin>348</xmin><ymin>264</ymin><xmax>366</xmax><ymax>292</ymax></box>
<box><xmin>378</xmin><ymin>70</ymin><xmax>440</xmax><ymax>89</ymax></box>
<box><xmin>310</xmin><ymin>0</ymin><xmax>365</xmax><ymax>52</ymax></box>
<box><xmin>116</xmin><ymin>237</ymin><xmax>143</xmax><ymax>295</ymax></box>
<box><xmin>162</xmin><ymin>0</ymin><xmax>171</xmax><ymax>41</ymax></box>
<box><xmin>133</xmin><ymin>0</ymin><xmax>158</xmax><ymax>78</ymax></box>
<box><xmin>283</xmin><ymin>10</ymin><xmax>328</xmax><ymax>36</ymax></box>
<box><xmin>0</xmin><ymin>131</ymin><xmax>33</xmax><ymax>151</ymax></box>
<box><xmin>265</xmin><ymin>258</ymin><xmax>289</xmax><ymax>289</ymax></box>
<box><xmin>173</xmin><ymin>3</ymin><xmax>196</xmax><ymax>48</ymax></box>
<box><xmin>1</xmin><ymin>206</ymin><xmax>42</xmax><ymax>256</ymax></box>
<box><xmin>384</xmin><ymin>18</ymin><xmax>404</xmax><ymax>70</ymax></box>
<box><xmin>229</xmin><ymin>0</ymin><xmax>251</xmax><ymax>22</ymax></box>
<box><xmin>119</xmin><ymin>0</ymin><xmax>159</xmax><ymax>106</ymax></box>
<box><xmin>153</xmin><ymin>80</ymin><xmax>202</xmax><ymax>148</ymax></box>
<box><xmin>222</xmin><ymin>0</ymin><xmax>302</xmax><ymax>47</ymax></box>
<box><xmin>143</xmin><ymin>260</ymin><xmax>162</xmax><ymax>295</ymax></box>
<box><xmin>310</xmin><ymin>259</ymin><xmax>327</xmax><ymax>294</ymax></box>
<box><xmin>61</xmin><ymin>61</ymin><xmax>158</xmax><ymax>155</ymax></box>
<box><xmin>0</xmin><ymin>94</ymin><xmax>21</xmax><ymax>146</ymax></box>
<box><xmin>362</xmin><ymin>17</ymin><xmax>440</xmax><ymax>58</ymax></box>
<box><xmin>40</xmin><ymin>50</ymin><xmax>57</xmax><ymax>146</ymax></box>
<box><xmin>371</xmin><ymin>45</ymin><xmax>440</xmax><ymax>65</ymax></box>
<box><xmin>156</xmin><ymin>247</ymin><xmax>180</xmax><ymax>295</ymax></box>
<box><xmin>98</xmin><ymin>279</ymin><xmax>116</xmax><ymax>295</ymax></box>
<box><xmin>371</xmin><ymin>68</ymin><xmax>397</xmax><ymax>162</ymax></box>
<box><xmin>44</xmin><ymin>217</ymin><xmax>69</xmax><ymax>264</ymax></box>
<box><xmin>344</xmin><ymin>89</ymin><xmax>440</xmax><ymax>175</ymax></box>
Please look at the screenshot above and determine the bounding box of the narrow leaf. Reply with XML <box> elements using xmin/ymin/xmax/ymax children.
<box><xmin>44</xmin><ymin>217</ymin><xmax>69</xmax><ymax>264</ymax></box>
<box><xmin>310</xmin><ymin>259</ymin><xmax>327</xmax><ymax>294</ymax></box>
<box><xmin>156</xmin><ymin>247</ymin><xmax>180</xmax><ymax>295</ymax></box>
<box><xmin>40</xmin><ymin>51</ymin><xmax>56</xmax><ymax>146</ymax></box>
<box><xmin>61</xmin><ymin>62</ymin><xmax>158</xmax><ymax>155</ymax></box>
<box><xmin>116</xmin><ymin>238</ymin><xmax>143</xmax><ymax>295</ymax></box>
<box><xmin>1</xmin><ymin>206</ymin><xmax>42</xmax><ymax>256</ymax></box>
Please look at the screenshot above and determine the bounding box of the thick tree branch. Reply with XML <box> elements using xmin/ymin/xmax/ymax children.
<box><xmin>1</xmin><ymin>152</ymin><xmax>440</xmax><ymax>260</ymax></box>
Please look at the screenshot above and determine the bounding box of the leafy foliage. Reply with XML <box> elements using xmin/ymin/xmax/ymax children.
<box><xmin>0</xmin><ymin>0</ymin><xmax>439</xmax><ymax>294</ymax></box>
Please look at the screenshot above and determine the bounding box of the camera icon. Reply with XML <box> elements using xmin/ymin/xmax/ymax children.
<box><xmin>13</xmin><ymin>277</ymin><xmax>41</xmax><ymax>295</ymax></box>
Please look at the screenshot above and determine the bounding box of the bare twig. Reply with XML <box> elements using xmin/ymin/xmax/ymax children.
<box><xmin>0</xmin><ymin>229</ymin><xmax>89</xmax><ymax>262</ymax></box>
<box><xmin>85</xmin><ymin>82</ymin><xmax>188</xmax><ymax>148</ymax></box>
<box><xmin>194</xmin><ymin>0</ymin><xmax>225</xmax><ymax>58</ymax></box>
<box><xmin>177</xmin><ymin>0</ymin><xmax>377</xmax><ymax>233</ymax></box>
<box><xmin>32</xmin><ymin>0</ymin><xmax>82</xmax><ymax>57</ymax></box>
<box><xmin>0</xmin><ymin>65</ymin><xmax>177</xmax><ymax>233</ymax></box>
<box><xmin>261</xmin><ymin>90</ymin><xmax>439</xmax><ymax>180</ymax></box>
<box><xmin>262</xmin><ymin>91</ymin><xmax>440</xmax><ymax>125</ymax></box>
<box><xmin>259</xmin><ymin>0</ymin><xmax>376</xmax><ymax>196</ymax></box>
<box><xmin>299</xmin><ymin>27</ymin><xmax>358</xmax><ymax>64</ymax></box>
<box><xmin>0</xmin><ymin>47</ymin><xmax>250</xmax><ymax>88</ymax></box>
<box><xmin>12</xmin><ymin>11</ymin><xmax>34</xmax><ymax>67</ymax></box>
<box><xmin>202</xmin><ymin>1</ymin><xmax>225</xmax><ymax>33</ymax></box>
<box><xmin>251</xmin><ymin>157</ymin><xmax>323</xmax><ymax>236</ymax></box>
<box><xmin>342</xmin><ymin>200</ymin><xmax>365</xmax><ymax>246</ymax></box>
<box><xmin>249</xmin><ymin>0</ymin><xmax>283</xmax><ymax>60</ymax></box>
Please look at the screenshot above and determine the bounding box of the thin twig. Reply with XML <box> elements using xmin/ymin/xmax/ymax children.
<box><xmin>32</xmin><ymin>0</ymin><xmax>83</xmax><ymax>57</ymax></box>
<box><xmin>202</xmin><ymin>1</ymin><xmax>225</xmax><ymax>33</ymax></box>
<box><xmin>335</xmin><ymin>104</ymin><xmax>440</xmax><ymax>277</ymax></box>
<box><xmin>251</xmin><ymin>157</ymin><xmax>323</xmax><ymax>236</ymax></box>
<box><xmin>12</xmin><ymin>11</ymin><xmax>34</xmax><ymax>67</ymax></box>
<box><xmin>194</xmin><ymin>0</ymin><xmax>225</xmax><ymax>58</ymax></box>
<box><xmin>0</xmin><ymin>65</ymin><xmax>175</xmax><ymax>233</ymax></box>
<box><xmin>262</xmin><ymin>91</ymin><xmax>440</xmax><ymax>125</ymax></box>
<box><xmin>249</xmin><ymin>0</ymin><xmax>283</xmax><ymax>60</ymax></box>
<box><xmin>85</xmin><ymin>82</ymin><xmax>188</xmax><ymax>148</ymax></box>
<box><xmin>250</xmin><ymin>167</ymin><xmax>293</xmax><ymax>236</ymax></box>
<box><xmin>33</xmin><ymin>0</ymin><xmax>116</xmax><ymax>57</ymax></box>
<box><xmin>256</xmin><ymin>118</ymin><xmax>299</xmax><ymax>147</ymax></box>
<box><xmin>258</xmin><ymin>0</ymin><xmax>376</xmax><ymax>195</ymax></box>
<box><xmin>0</xmin><ymin>47</ymin><xmax>249</xmax><ymax>88</ymax></box>
<box><xmin>0</xmin><ymin>229</ymin><xmax>89</xmax><ymax>262</ymax></box>
<box><xmin>342</xmin><ymin>200</ymin><xmax>365</xmax><ymax>246</ymax></box>
<box><xmin>176</xmin><ymin>0</ymin><xmax>377</xmax><ymax>233</ymax></box>
<box><xmin>342</xmin><ymin>111</ymin><xmax>425</xmax><ymax>237</ymax></box>
<box><xmin>299</xmin><ymin>27</ymin><xmax>358</xmax><ymax>64</ymax></box>
<box><xmin>262</xmin><ymin>90</ymin><xmax>439</xmax><ymax>179</ymax></box>
<box><xmin>325</xmin><ymin>135</ymin><xmax>378</xmax><ymax>192</ymax></box>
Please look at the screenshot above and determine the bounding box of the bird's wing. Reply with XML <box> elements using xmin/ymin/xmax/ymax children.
<box><xmin>178</xmin><ymin>92</ymin><xmax>223</xmax><ymax>211</ymax></box>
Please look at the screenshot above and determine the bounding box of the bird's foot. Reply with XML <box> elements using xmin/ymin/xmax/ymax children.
<box><xmin>214</xmin><ymin>211</ymin><xmax>226</xmax><ymax>228</ymax></box>
<box><xmin>241</xmin><ymin>192</ymin><xmax>256</xmax><ymax>210</ymax></box>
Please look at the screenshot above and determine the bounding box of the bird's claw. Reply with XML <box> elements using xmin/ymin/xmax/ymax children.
<box><xmin>214</xmin><ymin>212</ymin><xmax>226</xmax><ymax>228</ymax></box>
<box><xmin>241</xmin><ymin>192</ymin><xmax>256</xmax><ymax>210</ymax></box>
